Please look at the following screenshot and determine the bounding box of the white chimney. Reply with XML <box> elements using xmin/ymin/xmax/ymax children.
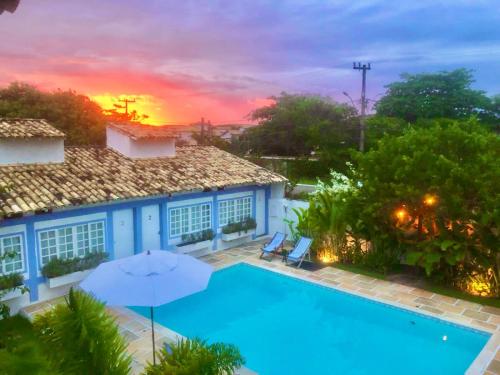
<box><xmin>106</xmin><ymin>123</ymin><xmax>177</xmax><ymax>159</ymax></box>
<box><xmin>0</xmin><ymin>119</ymin><xmax>65</xmax><ymax>166</ymax></box>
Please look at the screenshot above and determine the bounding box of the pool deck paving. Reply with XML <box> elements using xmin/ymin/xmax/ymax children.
<box><xmin>23</xmin><ymin>238</ymin><xmax>500</xmax><ymax>375</ymax></box>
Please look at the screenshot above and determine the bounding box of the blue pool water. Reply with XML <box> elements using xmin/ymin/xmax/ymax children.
<box><xmin>130</xmin><ymin>263</ymin><xmax>490</xmax><ymax>375</ymax></box>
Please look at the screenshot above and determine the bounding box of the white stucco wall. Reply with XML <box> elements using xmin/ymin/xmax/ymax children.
<box><xmin>0</xmin><ymin>138</ymin><xmax>64</xmax><ymax>165</ymax></box>
<box><xmin>106</xmin><ymin>126</ymin><xmax>132</xmax><ymax>156</ymax></box>
<box><xmin>270</xmin><ymin>182</ymin><xmax>286</xmax><ymax>199</ymax></box>
<box><xmin>268</xmin><ymin>197</ymin><xmax>309</xmax><ymax>239</ymax></box>
<box><xmin>129</xmin><ymin>138</ymin><xmax>176</xmax><ymax>158</ymax></box>
<box><xmin>106</xmin><ymin>126</ymin><xmax>176</xmax><ymax>158</ymax></box>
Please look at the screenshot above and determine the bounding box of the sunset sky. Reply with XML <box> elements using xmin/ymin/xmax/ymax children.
<box><xmin>0</xmin><ymin>0</ymin><xmax>499</xmax><ymax>125</ymax></box>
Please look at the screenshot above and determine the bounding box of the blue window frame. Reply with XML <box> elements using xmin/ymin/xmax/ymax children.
<box><xmin>218</xmin><ymin>196</ymin><xmax>252</xmax><ymax>226</ymax></box>
<box><xmin>169</xmin><ymin>203</ymin><xmax>211</xmax><ymax>238</ymax></box>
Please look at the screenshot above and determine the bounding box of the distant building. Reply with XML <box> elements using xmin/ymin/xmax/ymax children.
<box><xmin>211</xmin><ymin>123</ymin><xmax>259</xmax><ymax>142</ymax></box>
<box><xmin>153</xmin><ymin>122</ymin><xmax>259</xmax><ymax>145</ymax></box>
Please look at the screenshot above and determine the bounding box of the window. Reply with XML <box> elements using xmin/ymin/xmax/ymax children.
<box><xmin>76</xmin><ymin>221</ymin><xmax>105</xmax><ymax>257</ymax></box>
<box><xmin>39</xmin><ymin>221</ymin><xmax>105</xmax><ymax>265</ymax></box>
<box><xmin>0</xmin><ymin>234</ymin><xmax>24</xmax><ymax>274</ymax></box>
<box><xmin>218</xmin><ymin>196</ymin><xmax>252</xmax><ymax>226</ymax></box>
<box><xmin>169</xmin><ymin>203</ymin><xmax>211</xmax><ymax>237</ymax></box>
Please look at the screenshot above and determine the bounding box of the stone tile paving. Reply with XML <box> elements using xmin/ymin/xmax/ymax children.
<box><xmin>23</xmin><ymin>238</ymin><xmax>499</xmax><ymax>375</ymax></box>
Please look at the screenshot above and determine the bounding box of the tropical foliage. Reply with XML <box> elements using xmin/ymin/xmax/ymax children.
<box><xmin>295</xmin><ymin>119</ymin><xmax>499</xmax><ymax>296</ymax></box>
<box><xmin>144</xmin><ymin>338</ymin><xmax>244</xmax><ymax>375</ymax></box>
<box><xmin>0</xmin><ymin>315</ymin><xmax>55</xmax><ymax>375</ymax></box>
<box><xmin>33</xmin><ymin>289</ymin><xmax>131</xmax><ymax>375</ymax></box>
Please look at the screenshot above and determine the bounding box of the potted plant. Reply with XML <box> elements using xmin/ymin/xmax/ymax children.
<box><xmin>175</xmin><ymin>229</ymin><xmax>214</xmax><ymax>254</ymax></box>
<box><xmin>221</xmin><ymin>217</ymin><xmax>256</xmax><ymax>242</ymax></box>
<box><xmin>42</xmin><ymin>252</ymin><xmax>107</xmax><ymax>288</ymax></box>
<box><xmin>0</xmin><ymin>272</ymin><xmax>27</xmax><ymax>302</ymax></box>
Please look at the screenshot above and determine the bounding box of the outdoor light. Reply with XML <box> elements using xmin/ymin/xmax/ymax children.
<box><xmin>320</xmin><ymin>253</ymin><xmax>338</xmax><ymax>263</ymax></box>
<box><xmin>395</xmin><ymin>207</ymin><xmax>408</xmax><ymax>220</ymax></box>
<box><xmin>423</xmin><ymin>194</ymin><xmax>437</xmax><ymax>206</ymax></box>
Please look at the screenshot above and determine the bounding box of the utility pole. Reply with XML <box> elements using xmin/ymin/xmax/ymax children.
<box><xmin>200</xmin><ymin>117</ymin><xmax>205</xmax><ymax>145</ymax></box>
<box><xmin>119</xmin><ymin>98</ymin><xmax>136</xmax><ymax>116</ymax></box>
<box><xmin>353</xmin><ymin>62</ymin><xmax>371</xmax><ymax>152</ymax></box>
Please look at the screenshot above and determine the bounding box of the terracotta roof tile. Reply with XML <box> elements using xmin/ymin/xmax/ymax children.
<box><xmin>109</xmin><ymin>122</ymin><xmax>178</xmax><ymax>140</ymax></box>
<box><xmin>0</xmin><ymin>118</ymin><xmax>65</xmax><ymax>138</ymax></box>
<box><xmin>0</xmin><ymin>146</ymin><xmax>286</xmax><ymax>219</ymax></box>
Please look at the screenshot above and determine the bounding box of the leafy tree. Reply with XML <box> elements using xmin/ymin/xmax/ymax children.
<box><xmin>33</xmin><ymin>288</ymin><xmax>131</xmax><ymax>375</ymax></box>
<box><xmin>346</xmin><ymin>119</ymin><xmax>499</xmax><ymax>293</ymax></box>
<box><xmin>144</xmin><ymin>338</ymin><xmax>244</xmax><ymax>375</ymax></box>
<box><xmin>242</xmin><ymin>93</ymin><xmax>358</xmax><ymax>171</ymax></box>
<box><xmin>365</xmin><ymin>115</ymin><xmax>409</xmax><ymax>150</ymax></box>
<box><xmin>0</xmin><ymin>82</ymin><xmax>107</xmax><ymax>145</ymax></box>
<box><xmin>375</xmin><ymin>69</ymin><xmax>499</xmax><ymax>128</ymax></box>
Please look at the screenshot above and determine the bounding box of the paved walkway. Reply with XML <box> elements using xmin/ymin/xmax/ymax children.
<box><xmin>24</xmin><ymin>239</ymin><xmax>500</xmax><ymax>374</ymax></box>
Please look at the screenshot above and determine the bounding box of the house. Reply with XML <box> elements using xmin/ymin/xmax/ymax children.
<box><xmin>211</xmin><ymin>123</ymin><xmax>259</xmax><ymax>142</ymax></box>
<box><xmin>0</xmin><ymin>119</ymin><xmax>286</xmax><ymax>312</ymax></box>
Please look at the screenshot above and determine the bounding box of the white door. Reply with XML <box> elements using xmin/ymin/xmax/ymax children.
<box><xmin>112</xmin><ymin>209</ymin><xmax>134</xmax><ymax>259</ymax></box>
<box><xmin>142</xmin><ymin>204</ymin><xmax>161</xmax><ymax>251</ymax></box>
<box><xmin>256</xmin><ymin>189</ymin><xmax>266</xmax><ymax>236</ymax></box>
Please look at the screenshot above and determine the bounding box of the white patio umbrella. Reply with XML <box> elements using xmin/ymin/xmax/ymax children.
<box><xmin>79</xmin><ymin>250</ymin><xmax>213</xmax><ymax>364</ymax></box>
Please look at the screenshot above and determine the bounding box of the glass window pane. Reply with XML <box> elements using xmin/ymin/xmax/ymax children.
<box><xmin>1</xmin><ymin>234</ymin><xmax>24</xmax><ymax>273</ymax></box>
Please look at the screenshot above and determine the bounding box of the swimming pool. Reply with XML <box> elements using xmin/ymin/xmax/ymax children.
<box><xmin>130</xmin><ymin>263</ymin><xmax>490</xmax><ymax>374</ymax></box>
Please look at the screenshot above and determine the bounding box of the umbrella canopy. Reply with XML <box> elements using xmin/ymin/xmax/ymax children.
<box><xmin>80</xmin><ymin>250</ymin><xmax>213</xmax><ymax>307</ymax></box>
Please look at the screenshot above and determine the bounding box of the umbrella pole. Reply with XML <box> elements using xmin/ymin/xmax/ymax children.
<box><xmin>150</xmin><ymin>306</ymin><xmax>156</xmax><ymax>365</ymax></box>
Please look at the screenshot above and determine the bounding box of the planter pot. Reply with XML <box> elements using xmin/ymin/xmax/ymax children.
<box><xmin>0</xmin><ymin>288</ymin><xmax>23</xmax><ymax>301</ymax></box>
<box><xmin>176</xmin><ymin>240</ymin><xmax>212</xmax><ymax>254</ymax></box>
<box><xmin>47</xmin><ymin>269</ymin><xmax>94</xmax><ymax>289</ymax></box>
<box><xmin>221</xmin><ymin>229</ymin><xmax>255</xmax><ymax>242</ymax></box>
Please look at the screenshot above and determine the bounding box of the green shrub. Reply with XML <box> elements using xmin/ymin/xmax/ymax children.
<box><xmin>179</xmin><ymin>229</ymin><xmax>215</xmax><ymax>246</ymax></box>
<box><xmin>0</xmin><ymin>272</ymin><xmax>23</xmax><ymax>291</ymax></box>
<box><xmin>41</xmin><ymin>252</ymin><xmax>107</xmax><ymax>278</ymax></box>
<box><xmin>349</xmin><ymin>119</ymin><xmax>499</xmax><ymax>295</ymax></box>
<box><xmin>221</xmin><ymin>217</ymin><xmax>256</xmax><ymax>234</ymax></box>
<box><xmin>33</xmin><ymin>288</ymin><xmax>131</xmax><ymax>375</ymax></box>
<box><xmin>0</xmin><ymin>273</ymin><xmax>28</xmax><ymax>319</ymax></box>
<box><xmin>144</xmin><ymin>338</ymin><xmax>244</xmax><ymax>375</ymax></box>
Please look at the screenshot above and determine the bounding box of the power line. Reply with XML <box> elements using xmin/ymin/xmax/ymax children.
<box><xmin>353</xmin><ymin>62</ymin><xmax>371</xmax><ymax>152</ymax></box>
<box><xmin>118</xmin><ymin>98</ymin><xmax>136</xmax><ymax>115</ymax></box>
